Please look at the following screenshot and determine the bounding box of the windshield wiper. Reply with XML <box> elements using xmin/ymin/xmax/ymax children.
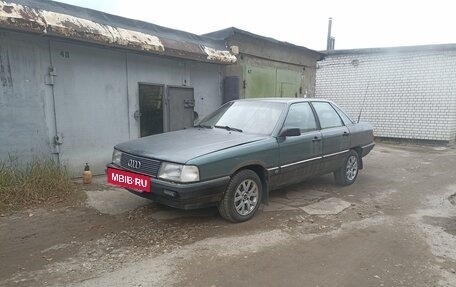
<box><xmin>195</xmin><ymin>124</ymin><xmax>212</xmax><ymax>129</ymax></box>
<box><xmin>214</xmin><ymin>125</ymin><xmax>243</xmax><ymax>133</ymax></box>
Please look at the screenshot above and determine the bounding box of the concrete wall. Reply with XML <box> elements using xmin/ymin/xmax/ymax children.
<box><xmin>0</xmin><ymin>30</ymin><xmax>223</xmax><ymax>175</ymax></box>
<box><xmin>316</xmin><ymin>46</ymin><xmax>456</xmax><ymax>142</ymax></box>
<box><xmin>224</xmin><ymin>34</ymin><xmax>320</xmax><ymax>99</ymax></box>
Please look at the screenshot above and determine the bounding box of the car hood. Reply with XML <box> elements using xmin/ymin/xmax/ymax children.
<box><xmin>115</xmin><ymin>128</ymin><xmax>269</xmax><ymax>163</ymax></box>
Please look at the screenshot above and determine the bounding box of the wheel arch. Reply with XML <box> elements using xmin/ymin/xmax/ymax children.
<box><xmin>352</xmin><ymin>147</ymin><xmax>363</xmax><ymax>169</ymax></box>
<box><xmin>232</xmin><ymin>164</ymin><xmax>269</xmax><ymax>204</ymax></box>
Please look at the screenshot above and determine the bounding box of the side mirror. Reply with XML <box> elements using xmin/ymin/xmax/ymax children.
<box><xmin>279</xmin><ymin>128</ymin><xmax>301</xmax><ymax>137</ymax></box>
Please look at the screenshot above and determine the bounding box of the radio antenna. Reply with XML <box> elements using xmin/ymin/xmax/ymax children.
<box><xmin>357</xmin><ymin>82</ymin><xmax>370</xmax><ymax>123</ymax></box>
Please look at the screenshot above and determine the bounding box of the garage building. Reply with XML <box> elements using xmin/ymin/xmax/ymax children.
<box><xmin>0</xmin><ymin>0</ymin><xmax>322</xmax><ymax>175</ymax></box>
<box><xmin>205</xmin><ymin>28</ymin><xmax>324</xmax><ymax>101</ymax></box>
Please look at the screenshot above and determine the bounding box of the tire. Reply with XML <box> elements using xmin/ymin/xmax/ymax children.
<box><xmin>218</xmin><ymin>170</ymin><xmax>262</xmax><ymax>223</ymax></box>
<box><xmin>334</xmin><ymin>150</ymin><xmax>360</xmax><ymax>186</ymax></box>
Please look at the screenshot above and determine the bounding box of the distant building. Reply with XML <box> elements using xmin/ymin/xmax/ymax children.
<box><xmin>0</xmin><ymin>0</ymin><xmax>322</xmax><ymax>175</ymax></box>
<box><xmin>316</xmin><ymin>44</ymin><xmax>456</xmax><ymax>143</ymax></box>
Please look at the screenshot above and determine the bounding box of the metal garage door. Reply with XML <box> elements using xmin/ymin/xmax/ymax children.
<box><xmin>50</xmin><ymin>41</ymin><xmax>129</xmax><ymax>175</ymax></box>
<box><xmin>244</xmin><ymin>65</ymin><xmax>277</xmax><ymax>98</ymax></box>
<box><xmin>167</xmin><ymin>86</ymin><xmax>195</xmax><ymax>131</ymax></box>
<box><xmin>244</xmin><ymin>65</ymin><xmax>302</xmax><ymax>98</ymax></box>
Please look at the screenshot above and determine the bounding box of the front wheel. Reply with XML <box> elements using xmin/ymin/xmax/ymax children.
<box><xmin>334</xmin><ymin>150</ymin><xmax>360</xmax><ymax>186</ymax></box>
<box><xmin>218</xmin><ymin>170</ymin><xmax>262</xmax><ymax>223</ymax></box>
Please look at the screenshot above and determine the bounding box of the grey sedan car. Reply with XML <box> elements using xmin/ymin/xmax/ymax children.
<box><xmin>107</xmin><ymin>98</ymin><xmax>374</xmax><ymax>222</ymax></box>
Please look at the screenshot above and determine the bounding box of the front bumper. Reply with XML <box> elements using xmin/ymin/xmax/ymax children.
<box><xmin>106</xmin><ymin>163</ymin><xmax>230</xmax><ymax>210</ymax></box>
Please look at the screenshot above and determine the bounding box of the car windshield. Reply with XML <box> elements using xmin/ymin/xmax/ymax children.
<box><xmin>198</xmin><ymin>101</ymin><xmax>286</xmax><ymax>135</ymax></box>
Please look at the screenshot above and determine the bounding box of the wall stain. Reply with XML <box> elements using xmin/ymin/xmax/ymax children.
<box><xmin>0</xmin><ymin>45</ymin><xmax>13</xmax><ymax>88</ymax></box>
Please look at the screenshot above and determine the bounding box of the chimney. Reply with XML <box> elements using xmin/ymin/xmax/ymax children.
<box><xmin>326</xmin><ymin>18</ymin><xmax>335</xmax><ymax>50</ymax></box>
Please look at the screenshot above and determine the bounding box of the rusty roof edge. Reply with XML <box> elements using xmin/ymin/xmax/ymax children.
<box><xmin>0</xmin><ymin>1</ymin><xmax>236</xmax><ymax>64</ymax></box>
<box><xmin>202</xmin><ymin>46</ymin><xmax>236</xmax><ymax>64</ymax></box>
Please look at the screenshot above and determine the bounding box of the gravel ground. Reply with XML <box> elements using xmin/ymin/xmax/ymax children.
<box><xmin>1</xmin><ymin>143</ymin><xmax>455</xmax><ymax>287</ymax></box>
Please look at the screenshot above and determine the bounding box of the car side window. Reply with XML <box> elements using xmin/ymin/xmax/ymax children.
<box><xmin>283</xmin><ymin>103</ymin><xmax>317</xmax><ymax>132</ymax></box>
<box><xmin>312</xmin><ymin>102</ymin><xmax>343</xmax><ymax>129</ymax></box>
<box><xmin>332</xmin><ymin>104</ymin><xmax>354</xmax><ymax>125</ymax></box>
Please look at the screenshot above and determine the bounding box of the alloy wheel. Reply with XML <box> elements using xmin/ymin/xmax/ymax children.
<box><xmin>346</xmin><ymin>155</ymin><xmax>358</xmax><ymax>181</ymax></box>
<box><xmin>233</xmin><ymin>179</ymin><xmax>259</xmax><ymax>216</ymax></box>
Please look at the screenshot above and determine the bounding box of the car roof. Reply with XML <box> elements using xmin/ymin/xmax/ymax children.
<box><xmin>234</xmin><ymin>98</ymin><xmax>334</xmax><ymax>104</ymax></box>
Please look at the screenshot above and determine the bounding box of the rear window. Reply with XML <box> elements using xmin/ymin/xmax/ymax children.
<box><xmin>312</xmin><ymin>102</ymin><xmax>343</xmax><ymax>129</ymax></box>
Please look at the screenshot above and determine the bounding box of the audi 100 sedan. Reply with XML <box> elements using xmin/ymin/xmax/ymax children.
<box><xmin>107</xmin><ymin>98</ymin><xmax>375</xmax><ymax>222</ymax></box>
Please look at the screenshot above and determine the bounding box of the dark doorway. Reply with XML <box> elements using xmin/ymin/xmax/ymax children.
<box><xmin>167</xmin><ymin>87</ymin><xmax>195</xmax><ymax>132</ymax></box>
<box><xmin>139</xmin><ymin>84</ymin><xmax>164</xmax><ymax>137</ymax></box>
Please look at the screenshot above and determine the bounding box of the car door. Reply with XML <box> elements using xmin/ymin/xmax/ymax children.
<box><xmin>277</xmin><ymin>102</ymin><xmax>323</xmax><ymax>187</ymax></box>
<box><xmin>311</xmin><ymin>102</ymin><xmax>350</xmax><ymax>174</ymax></box>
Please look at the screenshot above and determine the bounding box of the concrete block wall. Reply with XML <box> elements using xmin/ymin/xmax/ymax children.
<box><xmin>316</xmin><ymin>46</ymin><xmax>456</xmax><ymax>142</ymax></box>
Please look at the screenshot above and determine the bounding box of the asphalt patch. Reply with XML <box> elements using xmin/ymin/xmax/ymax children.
<box><xmin>300</xmin><ymin>198</ymin><xmax>351</xmax><ymax>215</ymax></box>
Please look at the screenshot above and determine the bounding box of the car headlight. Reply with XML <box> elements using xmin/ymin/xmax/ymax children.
<box><xmin>158</xmin><ymin>162</ymin><xmax>199</xmax><ymax>183</ymax></box>
<box><xmin>112</xmin><ymin>149</ymin><xmax>122</xmax><ymax>165</ymax></box>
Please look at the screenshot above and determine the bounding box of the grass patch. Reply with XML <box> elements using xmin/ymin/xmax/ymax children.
<box><xmin>0</xmin><ymin>158</ymin><xmax>82</xmax><ymax>213</ymax></box>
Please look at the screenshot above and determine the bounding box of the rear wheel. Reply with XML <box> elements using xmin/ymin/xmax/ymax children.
<box><xmin>218</xmin><ymin>170</ymin><xmax>262</xmax><ymax>223</ymax></box>
<box><xmin>334</xmin><ymin>150</ymin><xmax>360</xmax><ymax>186</ymax></box>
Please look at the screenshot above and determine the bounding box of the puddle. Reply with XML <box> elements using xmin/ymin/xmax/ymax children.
<box><xmin>433</xmin><ymin>147</ymin><xmax>447</xmax><ymax>151</ymax></box>
<box><xmin>423</xmin><ymin>216</ymin><xmax>456</xmax><ymax>236</ymax></box>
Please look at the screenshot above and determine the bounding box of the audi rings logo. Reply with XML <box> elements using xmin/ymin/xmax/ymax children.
<box><xmin>127</xmin><ymin>159</ymin><xmax>141</xmax><ymax>169</ymax></box>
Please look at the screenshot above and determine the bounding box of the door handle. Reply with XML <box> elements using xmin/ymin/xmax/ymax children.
<box><xmin>312</xmin><ymin>137</ymin><xmax>321</xmax><ymax>142</ymax></box>
<box><xmin>342</xmin><ymin>132</ymin><xmax>349</xmax><ymax>136</ymax></box>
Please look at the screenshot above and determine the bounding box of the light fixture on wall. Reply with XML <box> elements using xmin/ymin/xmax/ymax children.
<box><xmin>351</xmin><ymin>59</ymin><xmax>360</xmax><ymax>67</ymax></box>
<box><xmin>230</xmin><ymin>45</ymin><xmax>240</xmax><ymax>55</ymax></box>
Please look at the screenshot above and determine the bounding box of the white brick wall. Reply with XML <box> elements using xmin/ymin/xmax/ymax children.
<box><xmin>316</xmin><ymin>45</ymin><xmax>456</xmax><ymax>142</ymax></box>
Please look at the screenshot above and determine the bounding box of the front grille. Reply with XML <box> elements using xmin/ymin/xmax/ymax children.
<box><xmin>120</xmin><ymin>153</ymin><xmax>161</xmax><ymax>177</ymax></box>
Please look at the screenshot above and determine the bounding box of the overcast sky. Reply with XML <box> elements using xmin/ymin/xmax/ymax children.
<box><xmin>56</xmin><ymin>0</ymin><xmax>456</xmax><ymax>51</ymax></box>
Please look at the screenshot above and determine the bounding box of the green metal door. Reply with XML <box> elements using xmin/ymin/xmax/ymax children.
<box><xmin>279</xmin><ymin>82</ymin><xmax>299</xmax><ymax>97</ymax></box>
<box><xmin>244</xmin><ymin>65</ymin><xmax>276</xmax><ymax>98</ymax></box>
<box><xmin>244</xmin><ymin>65</ymin><xmax>302</xmax><ymax>98</ymax></box>
<box><xmin>277</xmin><ymin>69</ymin><xmax>300</xmax><ymax>98</ymax></box>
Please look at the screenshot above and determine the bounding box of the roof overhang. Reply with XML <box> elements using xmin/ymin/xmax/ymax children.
<box><xmin>205</xmin><ymin>27</ymin><xmax>326</xmax><ymax>61</ymax></box>
<box><xmin>0</xmin><ymin>1</ymin><xmax>237</xmax><ymax>64</ymax></box>
<box><xmin>322</xmin><ymin>43</ymin><xmax>456</xmax><ymax>56</ymax></box>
